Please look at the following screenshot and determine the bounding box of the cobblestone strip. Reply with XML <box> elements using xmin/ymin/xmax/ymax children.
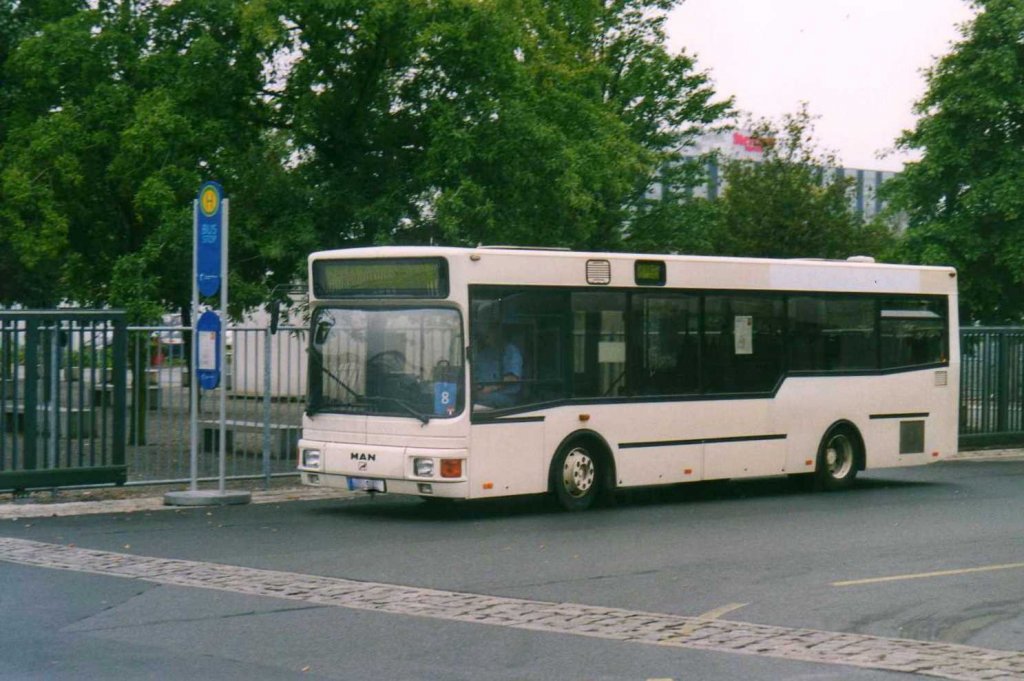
<box><xmin>1</xmin><ymin>537</ymin><xmax>1021</xmax><ymax>681</ymax></box>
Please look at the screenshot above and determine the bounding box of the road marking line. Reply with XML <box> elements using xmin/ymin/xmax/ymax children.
<box><xmin>679</xmin><ymin>602</ymin><xmax>748</xmax><ymax>636</ymax></box>
<box><xmin>833</xmin><ymin>562</ymin><xmax>1024</xmax><ymax>587</ymax></box>
<box><xmin>1</xmin><ymin>537</ymin><xmax>1022</xmax><ymax>680</ymax></box>
<box><xmin>696</xmin><ymin>602</ymin><xmax>749</xmax><ymax>620</ymax></box>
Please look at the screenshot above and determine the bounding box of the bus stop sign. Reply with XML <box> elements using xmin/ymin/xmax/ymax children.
<box><xmin>195</xmin><ymin>310</ymin><xmax>221</xmax><ymax>390</ymax></box>
<box><xmin>197</xmin><ymin>181</ymin><xmax>223</xmax><ymax>297</ymax></box>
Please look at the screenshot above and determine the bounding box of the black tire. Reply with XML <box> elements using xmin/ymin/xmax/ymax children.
<box><xmin>551</xmin><ymin>440</ymin><xmax>602</xmax><ymax>511</ymax></box>
<box><xmin>815</xmin><ymin>425</ymin><xmax>861</xmax><ymax>491</ymax></box>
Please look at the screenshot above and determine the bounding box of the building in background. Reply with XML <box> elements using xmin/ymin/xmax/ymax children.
<box><xmin>650</xmin><ymin>131</ymin><xmax>900</xmax><ymax>225</ymax></box>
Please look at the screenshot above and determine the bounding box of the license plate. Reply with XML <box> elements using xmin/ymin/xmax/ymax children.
<box><xmin>347</xmin><ymin>477</ymin><xmax>386</xmax><ymax>493</ymax></box>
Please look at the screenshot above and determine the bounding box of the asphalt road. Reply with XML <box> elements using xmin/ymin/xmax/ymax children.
<box><xmin>1</xmin><ymin>459</ymin><xmax>1022</xmax><ymax>680</ymax></box>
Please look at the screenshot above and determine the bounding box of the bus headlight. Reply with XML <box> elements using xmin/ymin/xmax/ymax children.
<box><xmin>414</xmin><ymin>457</ymin><xmax>435</xmax><ymax>477</ymax></box>
<box><xmin>301</xmin><ymin>448</ymin><xmax>322</xmax><ymax>469</ymax></box>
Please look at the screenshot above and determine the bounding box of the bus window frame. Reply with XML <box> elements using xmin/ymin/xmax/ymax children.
<box><xmin>467</xmin><ymin>284</ymin><xmax>951</xmax><ymax>421</ymax></box>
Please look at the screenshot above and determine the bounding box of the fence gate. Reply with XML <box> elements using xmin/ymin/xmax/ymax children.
<box><xmin>0</xmin><ymin>311</ymin><xmax>127</xmax><ymax>491</ymax></box>
<box><xmin>960</xmin><ymin>327</ymin><xmax>1024</xmax><ymax>448</ymax></box>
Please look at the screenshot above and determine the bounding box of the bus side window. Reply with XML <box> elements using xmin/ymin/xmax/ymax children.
<box><xmin>704</xmin><ymin>294</ymin><xmax>785</xmax><ymax>393</ymax></box>
<box><xmin>571</xmin><ymin>292</ymin><xmax>627</xmax><ymax>398</ymax></box>
<box><xmin>636</xmin><ymin>294</ymin><xmax>699</xmax><ymax>396</ymax></box>
<box><xmin>469</xmin><ymin>288</ymin><xmax>571</xmax><ymax>409</ymax></box>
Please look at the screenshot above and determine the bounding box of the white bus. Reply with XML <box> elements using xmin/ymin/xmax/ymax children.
<box><xmin>297</xmin><ymin>246</ymin><xmax>959</xmax><ymax>510</ymax></box>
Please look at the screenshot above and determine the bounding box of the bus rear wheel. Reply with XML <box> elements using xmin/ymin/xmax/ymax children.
<box><xmin>815</xmin><ymin>425</ymin><xmax>861</xmax><ymax>491</ymax></box>
<box><xmin>552</xmin><ymin>441</ymin><xmax>602</xmax><ymax>511</ymax></box>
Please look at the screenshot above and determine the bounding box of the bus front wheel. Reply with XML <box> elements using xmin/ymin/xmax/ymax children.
<box><xmin>815</xmin><ymin>425</ymin><xmax>861</xmax><ymax>491</ymax></box>
<box><xmin>552</xmin><ymin>441</ymin><xmax>602</xmax><ymax>511</ymax></box>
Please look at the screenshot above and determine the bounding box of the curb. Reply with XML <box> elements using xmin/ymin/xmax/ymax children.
<box><xmin>943</xmin><ymin>448</ymin><xmax>1024</xmax><ymax>462</ymax></box>
<box><xmin>0</xmin><ymin>487</ymin><xmax>355</xmax><ymax>520</ymax></box>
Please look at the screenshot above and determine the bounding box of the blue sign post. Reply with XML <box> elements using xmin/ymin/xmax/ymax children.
<box><xmin>165</xmin><ymin>181</ymin><xmax>250</xmax><ymax>506</ymax></box>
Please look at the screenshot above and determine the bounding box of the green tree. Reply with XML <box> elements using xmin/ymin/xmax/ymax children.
<box><xmin>0</xmin><ymin>0</ymin><xmax>85</xmax><ymax>305</ymax></box>
<box><xmin>1</xmin><ymin>0</ymin><xmax>727</xmax><ymax>315</ymax></box>
<box><xmin>0</xmin><ymin>0</ymin><xmax>309</xmax><ymax>318</ymax></box>
<box><xmin>886</xmin><ymin>0</ymin><xmax>1024</xmax><ymax>323</ymax></box>
<box><xmin>716</xmin><ymin>107</ymin><xmax>896</xmax><ymax>260</ymax></box>
<box><xmin>277</xmin><ymin>0</ymin><xmax>729</xmax><ymax>252</ymax></box>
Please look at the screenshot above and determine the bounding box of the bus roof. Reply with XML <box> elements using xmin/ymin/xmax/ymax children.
<box><xmin>308</xmin><ymin>245</ymin><xmax>958</xmax><ymax>297</ymax></box>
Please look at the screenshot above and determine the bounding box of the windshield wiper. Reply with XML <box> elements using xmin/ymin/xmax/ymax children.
<box><xmin>364</xmin><ymin>395</ymin><xmax>430</xmax><ymax>425</ymax></box>
<box><xmin>307</xmin><ymin>350</ymin><xmax>366</xmax><ymax>413</ymax></box>
<box><xmin>308</xmin><ymin>350</ymin><xmax>430</xmax><ymax>424</ymax></box>
<box><xmin>307</xmin><ymin>348</ymin><xmax>428</xmax><ymax>421</ymax></box>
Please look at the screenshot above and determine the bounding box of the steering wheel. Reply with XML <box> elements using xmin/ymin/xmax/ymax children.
<box><xmin>368</xmin><ymin>350</ymin><xmax>406</xmax><ymax>374</ymax></box>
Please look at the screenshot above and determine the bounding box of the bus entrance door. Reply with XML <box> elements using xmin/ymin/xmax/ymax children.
<box><xmin>468</xmin><ymin>420</ymin><xmax>545</xmax><ymax>498</ymax></box>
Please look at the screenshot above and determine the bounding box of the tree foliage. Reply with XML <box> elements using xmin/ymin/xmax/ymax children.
<box><xmin>0</xmin><ymin>0</ymin><xmax>313</xmax><ymax>318</ymax></box>
<box><xmin>275</xmin><ymin>0</ymin><xmax>729</xmax><ymax>251</ymax></box>
<box><xmin>886</xmin><ymin>0</ymin><xmax>1024</xmax><ymax>323</ymax></box>
<box><xmin>0</xmin><ymin>0</ymin><xmax>729</xmax><ymax>315</ymax></box>
<box><xmin>715</xmin><ymin>106</ymin><xmax>896</xmax><ymax>260</ymax></box>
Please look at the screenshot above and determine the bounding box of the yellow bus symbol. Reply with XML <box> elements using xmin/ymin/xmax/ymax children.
<box><xmin>200</xmin><ymin>186</ymin><xmax>220</xmax><ymax>216</ymax></box>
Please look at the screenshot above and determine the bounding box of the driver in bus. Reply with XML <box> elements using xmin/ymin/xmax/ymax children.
<box><xmin>473</xmin><ymin>318</ymin><xmax>523</xmax><ymax>409</ymax></box>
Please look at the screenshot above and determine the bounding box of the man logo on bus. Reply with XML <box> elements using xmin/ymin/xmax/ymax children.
<box><xmin>351</xmin><ymin>452</ymin><xmax>376</xmax><ymax>462</ymax></box>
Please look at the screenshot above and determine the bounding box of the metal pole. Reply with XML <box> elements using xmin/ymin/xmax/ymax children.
<box><xmin>262</xmin><ymin>326</ymin><xmax>272</xmax><ymax>489</ymax></box>
<box><xmin>189</xmin><ymin>199</ymin><xmax>199</xmax><ymax>491</ymax></box>
<box><xmin>49</xmin><ymin>325</ymin><xmax>58</xmax><ymax>470</ymax></box>
<box><xmin>218</xmin><ymin>199</ymin><xmax>229</xmax><ymax>494</ymax></box>
<box><xmin>998</xmin><ymin>330</ymin><xmax>1010</xmax><ymax>434</ymax></box>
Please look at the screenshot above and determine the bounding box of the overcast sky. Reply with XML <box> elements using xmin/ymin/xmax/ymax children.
<box><xmin>665</xmin><ymin>0</ymin><xmax>977</xmax><ymax>171</ymax></box>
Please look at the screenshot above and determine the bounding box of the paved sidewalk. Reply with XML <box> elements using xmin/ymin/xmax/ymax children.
<box><xmin>0</xmin><ymin>485</ymin><xmax>355</xmax><ymax>519</ymax></box>
<box><xmin>943</xmin><ymin>447</ymin><xmax>1024</xmax><ymax>461</ymax></box>
<box><xmin>1</xmin><ymin>448</ymin><xmax>1020</xmax><ymax>520</ymax></box>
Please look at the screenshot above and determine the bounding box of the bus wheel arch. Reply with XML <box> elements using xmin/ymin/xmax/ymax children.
<box><xmin>549</xmin><ymin>430</ymin><xmax>616</xmax><ymax>511</ymax></box>
<box><xmin>815</xmin><ymin>420</ymin><xmax>865</xmax><ymax>491</ymax></box>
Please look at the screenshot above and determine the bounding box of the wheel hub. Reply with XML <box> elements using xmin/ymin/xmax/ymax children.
<box><xmin>826</xmin><ymin>435</ymin><xmax>853</xmax><ymax>479</ymax></box>
<box><xmin>562</xmin><ymin>448</ymin><xmax>595</xmax><ymax>498</ymax></box>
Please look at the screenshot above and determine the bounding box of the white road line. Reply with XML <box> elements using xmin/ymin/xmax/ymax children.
<box><xmin>1</xmin><ymin>537</ymin><xmax>1022</xmax><ymax>681</ymax></box>
<box><xmin>833</xmin><ymin>562</ymin><xmax>1024</xmax><ymax>587</ymax></box>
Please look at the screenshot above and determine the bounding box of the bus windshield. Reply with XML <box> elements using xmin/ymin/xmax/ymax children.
<box><xmin>308</xmin><ymin>306</ymin><xmax>464</xmax><ymax>420</ymax></box>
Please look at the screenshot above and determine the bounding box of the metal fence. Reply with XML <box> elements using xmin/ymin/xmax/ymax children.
<box><xmin>1</xmin><ymin>311</ymin><xmax>128</xmax><ymax>490</ymax></box>
<box><xmin>124</xmin><ymin>325</ymin><xmax>307</xmax><ymax>485</ymax></box>
<box><xmin>5</xmin><ymin>317</ymin><xmax>1022</xmax><ymax>490</ymax></box>
<box><xmin>959</xmin><ymin>327</ymin><xmax>1024</xmax><ymax>448</ymax></box>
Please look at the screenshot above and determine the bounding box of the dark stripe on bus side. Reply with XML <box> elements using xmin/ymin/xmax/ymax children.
<box><xmin>869</xmin><ymin>412</ymin><xmax>929</xmax><ymax>420</ymax></box>
<box><xmin>619</xmin><ymin>433</ymin><xmax>787</xmax><ymax>450</ymax></box>
<box><xmin>474</xmin><ymin>416</ymin><xmax>546</xmax><ymax>425</ymax></box>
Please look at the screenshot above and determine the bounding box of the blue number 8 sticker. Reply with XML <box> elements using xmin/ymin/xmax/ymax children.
<box><xmin>434</xmin><ymin>382</ymin><xmax>457</xmax><ymax>416</ymax></box>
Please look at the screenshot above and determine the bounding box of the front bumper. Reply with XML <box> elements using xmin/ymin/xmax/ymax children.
<box><xmin>297</xmin><ymin>438</ymin><xmax>469</xmax><ymax>499</ymax></box>
<box><xmin>299</xmin><ymin>471</ymin><xmax>470</xmax><ymax>498</ymax></box>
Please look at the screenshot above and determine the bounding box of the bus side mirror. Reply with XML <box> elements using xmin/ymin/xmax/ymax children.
<box><xmin>270</xmin><ymin>305</ymin><xmax>279</xmax><ymax>335</ymax></box>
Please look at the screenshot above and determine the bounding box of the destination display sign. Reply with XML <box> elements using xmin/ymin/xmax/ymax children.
<box><xmin>312</xmin><ymin>258</ymin><xmax>449</xmax><ymax>299</ymax></box>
